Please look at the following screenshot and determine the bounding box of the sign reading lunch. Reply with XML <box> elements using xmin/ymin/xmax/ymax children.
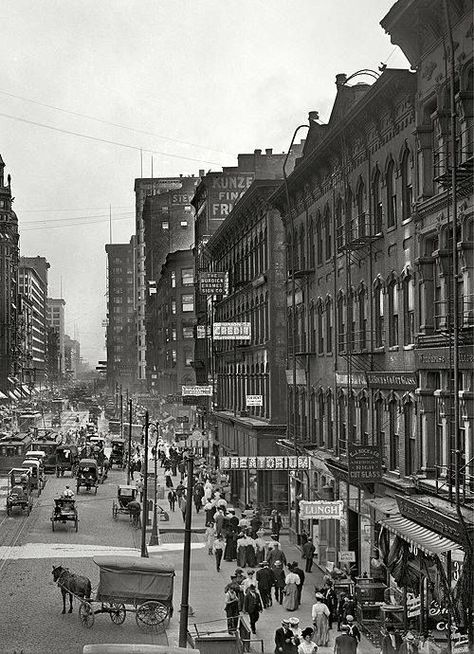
<box><xmin>213</xmin><ymin>322</ymin><xmax>251</xmax><ymax>340</ymax></box>
<box><xmin>299</xmin><ymin>500</ymin><xmax>344</xmax><ymax>520</ymax></box>
<box><xmin>221</xmin><ymin>456</ymin><xmax>310</xmax><ymax>470</ymax></box>
<box><xmin>181</xmin><ymin>385</ymin><xmax>213</xmax><ymax>397</ymax></box>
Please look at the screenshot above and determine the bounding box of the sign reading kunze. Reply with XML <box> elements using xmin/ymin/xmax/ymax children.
<box><xmin>181</xmin><ymin>385</ymin><xmax>213</xmax><ymax>397</ymax></box>
<box><xmin>348</xmin><ymin>443</ymin><xmax>382</xmax><ymax>483</ymax></box>
<box><xmin>246</xmin><ymin>395</ymin><xmax>263</xmax><ymax>407</ymax></box>
<box><xmin>299</xmin><ymin>500</ymin><xmax>344</xmax><ymax>520</ymax></box>
<box><xmin>213</xmin><ymin>322</ymin><xmax>251</xmax><ymax>340</ymax></box>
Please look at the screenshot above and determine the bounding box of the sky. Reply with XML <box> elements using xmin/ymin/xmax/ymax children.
<box><xmin>0</xmin><ymin>0</ymin><xmax>409</xmax><ymax>365</ymax></box>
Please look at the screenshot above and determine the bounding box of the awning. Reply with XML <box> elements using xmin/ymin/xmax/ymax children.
<box><xmin>8</xmin><ymin>391</ymin><xmax>18</xmax><ymax>401</ymax></box>
<box><xmin>0</xmin><ymin>390</ymin><xmax>8</xmax><ymax>399</ymax></box>
<box><xmin>163</xmin><ymin>416</ymin><xmax>175</xmax><ymax>424</ymax></box>
<box><xmin>381</xmin><ymin>515</ymin><xmax>459</xmax><ymax>556</ymax></box>
<box><xmin>21</xmin><ymin>385</ymin><xmax>31</xmax><ymax>396</ymax></box>
<box><xmin>365</xmin><ymin>497</ymin><xmax>399</xmax><ymax>516</ymax></box>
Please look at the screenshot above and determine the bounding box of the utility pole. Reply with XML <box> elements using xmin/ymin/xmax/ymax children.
<box><xmin>149</xmin><ymin>422</ymin><xmax>160</xmax><ymax>546</ymax></box>
<box><xmin>178</xmin><ymin>452</ymin><xmax>194</xmax><ymax>648</ymax></box>
<box><xmin>140</xmin><ymin>410</ymin><xmax>149</xmax><ymax>558</ymax></box>
<box><xmin>120</xmin><ymin>392</ymin><xmax>123</xmax><ymax>440</ymax></box>
<box><xmin>126</xmin><ymin>399</ymin><xmax>133</xmax><ymax>485</ymax></box>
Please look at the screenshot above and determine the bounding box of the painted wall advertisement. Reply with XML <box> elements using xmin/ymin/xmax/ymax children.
<box><xmin>348</xmin><ymin>443</ymin><xmax>382</xmax><ymax>483</ymax></box>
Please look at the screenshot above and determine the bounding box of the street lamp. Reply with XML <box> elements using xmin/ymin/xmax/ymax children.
<box><xmin>149</xmin><ymin>421</ymin><xmax>161</xmax><ymax>547</ymax></box>
<box><xmin>178</xmin><ymin>451</ymin><xmax>194</xmax><ymax>648</ymax></box>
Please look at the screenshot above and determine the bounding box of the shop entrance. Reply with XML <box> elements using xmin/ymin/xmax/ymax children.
<box><xmin>348</xmin><ymin>508</ymin><xmax>360</xmax><ymax>576</ymax></box>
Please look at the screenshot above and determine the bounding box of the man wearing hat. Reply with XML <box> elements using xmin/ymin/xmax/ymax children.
<box><xmin>343</xmin><ymin>615</ymin><xmax>361</xmax><ymax>645</ymax></box>
<box><xmin>290</xmin><ymin>561</ymin><xmax>305</xmax><ymax>607</ymax></box>
<box><xmin>273</xmin><ymin>560</ymin><xmax>286</xmax><ymax>604</ymax></box>
<box><xmin>256</xmin><ymin>561</ymin><xmax>274</xmax><ymax>608</ymax></box>
<box><xmin>243</xmin><ymin>581</ymin><xmax>263</xmax><ymax>634</ymax></box>
<box><xmin>274</xmin><ymin>618</ymin><xmax>295</xmax><ymax>654</ymax></box>
<box><xmin>399</xmin><ymin>632</ymin><xmax>418</xmax><ymax>654</ymax></box>
<box><xmin>334</xmin><ymin>624</ymin><xmax>357</xmax><ymax>653</ymax></box>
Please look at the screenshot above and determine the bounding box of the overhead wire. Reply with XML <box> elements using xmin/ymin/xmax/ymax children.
<box><xmin>0</xmin><ymin>111</ymin><xmax>225</xmax><ymax>166</ymax></box>
<box><xmin>21</xmin><ymin>215</ymin><xmax>133</xmax><ymax>231</ymax></box>
<box><xmin>21</xmin><ymin>210</ymin><xmax>133</xmax><ymax>225</ymax></box>
<box><xmin>0</xmin><ymin>87</ymin><xmax>233</xmax><ymax>156</ymax></box>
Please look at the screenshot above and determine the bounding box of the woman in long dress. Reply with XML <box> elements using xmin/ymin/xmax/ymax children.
<box><xmin>283</xmin><ymin>569</ymin><xmax>300</xmax><ymax>611</ymax></box>
<box><xmin>311</xmin><ymin>593</ymin><xmax>330</xmax><ymax>646</ymax></box>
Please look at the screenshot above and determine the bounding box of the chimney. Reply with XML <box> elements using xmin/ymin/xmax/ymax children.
<box><xmin>336</xmin><ymin>73</ymin><xmax>347</xmax><ymax>87</ymax></box>
<box><xmin>254</xmin><ymin>149</ymin><xmax>262</xmax><ymax>155</ymax></box>
<box><xmin>308</xmin><ymin>111</ymin><xmax>319</xmax><ymax>123</ymax></box>
<box><xmin>199</xmin><ymin>169</ymin><xmax>205</xmax><ymax>177</ymax></box>
<box><xmin>265</xmin><ymin>148</ymin><xmax>273</xmax><ymax>155</ymax></box>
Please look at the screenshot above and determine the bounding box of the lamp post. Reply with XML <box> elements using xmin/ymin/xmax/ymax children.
<box><xmin>149</xmin><ymin>422</ymin><xmax>160</xmax><ymax>547</ymax></box>
<box><xmin>178</xmin><ymin>451</ymin><xmax>194</xmax><ymax>648</ymax></box>
<box><xmin>140</xmin><ymin>410</ymin><xmax>149</xmax><ymax>558</ymax></box>
<box><xmin>126</xmin><ymin>399</ymin><xmax>133</xmax><ymax>484</ymax></box>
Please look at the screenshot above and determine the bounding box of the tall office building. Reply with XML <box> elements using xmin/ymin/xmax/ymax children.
<box><xmin>47</xmin><ymin>298</ymin><xmax>66</xmax><ymax>378</ymax></box>
<box><xmin>19</xmin><ymin>256</ymin><xmax>50</xmax><ymax>383</ymax></box>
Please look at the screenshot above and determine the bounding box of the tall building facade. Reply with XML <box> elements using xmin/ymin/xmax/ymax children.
<box><xmin>19</xmin><ymin>256</ymin><xmax>49</xmax><ymax>384</ymax></box>
<box><xmin>105</xmin><ymin>238</ymin><xmax>136</xmax><ymax>391</ymax></box>
<box><xmin>134</xmin><ymin>175</ymin><xmax>199</xmax><ymax>386</ymax></box>
<box><xmin>47</xmin><ymin>298</ymin><xmax>66</xmax><ymax>379</ymax></box>
<box><xmin>0</xmin><ymin>156</ymin><xmax>20</xmax><ymax>395</ymax></box>
<box><xmin>64</xmin><ymin>334</ymin><xmax>80</xmax><ymax>380</ymax></box>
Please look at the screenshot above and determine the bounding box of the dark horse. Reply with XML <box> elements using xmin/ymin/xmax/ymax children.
<box><xmin>52</xmin><ymin>565</ymin><xmax>91</xmax><ymax>614</ymax></box>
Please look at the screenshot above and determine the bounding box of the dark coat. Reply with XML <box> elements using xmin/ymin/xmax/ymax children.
<box><xmin>274</xmin><ymin>626</ymin><xmax>297</xmax><ymax>654</ymax></box>
<box><xmin>302</xmin><ymin>540</ymin><xmax>315</xmax><ymax>559</ymax></box>
<box><xmin>292</xmin><ymin>566</ymin><xmax>305</xmax><ymax>587</ymax></box>
<box><xmin>381</xmin><ymin>632</ymin><xmax>403</xmax><ymax>654</ymax></box>
<box><xmin>243</xmin><ymin>589</ymin><xmax>262</xmax><ymax>615</ymax></box>
<box><xmin>256</xmin><ymin>566</ymin><xmax>275</xmax><ymax>590</ymax></box>
<box><xmin>334</xmin><ymin>633</ymin><xmax>357</xmax><ymax>654</ymax></box>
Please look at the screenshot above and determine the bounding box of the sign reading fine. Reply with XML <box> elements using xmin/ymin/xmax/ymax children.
<box><xmin>181</xmin><ymin>385</ymin><xmax>213</xmax><ymax>397</ymax></box>
<box><xmin>213</xmin><ymin>322</ymin><xmax>251</xmax><ymax>340</ymax></box>
<box><xmin>299</xmin><ymin>500</ymin><xmax>344</xmax><ymax>520</ymax></box>
<box><xmin>221</xmin><ymin>456</ymin><xmax>310</xmax><ymax>470</ymax></box>
<box><xmin>199</xmin><ymin>272</ymin><xmax>227</xmax><ymax>295</ymax></box>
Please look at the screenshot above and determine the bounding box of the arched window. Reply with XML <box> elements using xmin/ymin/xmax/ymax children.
<box><xmin>404</xmin><ymin>398</ymin><xmax>416</xmax><ymax>475</ymax></box>
<box><xmin>336</xmin><ymin>197</ymin><xmax>344</xmax><ymax>249</ymax></box>
<box><xmin>386</xmin><ymin>158</ymin><xmax>397</xmax><ymax>228</ymax></box>
<box><xmin>388</xmin><ymin>397</ymin><xmax>400</xmax><ymax>471</ymax></box>
<box><xmin>373</xmin><ymin>395</ymin><xmax>385</xmax><ymax>453</ymax></box>
<box><xmin>358</xmin><ymin>285</ymin><xmax>367</xmax><ymax>350</ymax></box>
<box><xmin>356</xmin><ymin>179</ymin><xmax>366</xmax><ymax>237</ymax></box>
<box><xmin>401</xmin><ymin>148</ymin><xmax>413</xmax><ymax>221</ymax></box>
<box><xmin>387</xmin><ymin>276</ymin><xmax>399</xmax><ymax>347</ymax></box>
<box><xmin>309</xmin><ymin>303</ymin><xmax>316</xmax><ymax>353</ymax></box>
<box><xmin>317</xmin><ymin>299</ymin><xmax>324</xmax><ymax>354</ymax></box>
<box><xmin>299</xmin><ymin>224</ymin><xmax>306</xmax><ymax>270</ymax></box>
<box><xmin>337</xmin><ymin>292</ymin><xmax>345</xmax><ymax>352</ymax></box>
<box><xmin>318</xmin><ymin>390</ymin><xmax>325</xmax><ymax>446</ymax></box>
<box><xmin>326</xmin><ymin>391</ymin><xmax>334</xmax><ymax>449</ymax></box>
<box><xmin>403</xmin><ymin>274</ymin><xmax>415</xmax><ymax>345</ymax></box>
<box><xmin>324</xmin><ymin>207</ymin><xmax>332</xmax><ymax>260</ymax></box>
<box><xmin>338</xmin><ymin>393</ymin><xmax>346</xmax><ymax>453</ymax></box>
<box><xmin>360</xmin><ymin>395</ymin><xmax>368</xmax><ymax>444</ymax></box>
<box><xmin>316</xmin><ymin>213</ymin><xmax>323</xmax><ymax>265</ymax></box>
<box><xmin>372</xmin><ymin>168</ymin><xmax>383</xmax><ymax>233</ymax></box>
<box><xmin>373</xmin><ymin>278</ymin><xmax>385</xmax><ymax>348</ymax></box>
<box><xmin>308</xmin><ymin>217</ymin><xmax>315</xmax><ymax>269</ymax></box>
<box><xmin>325</xmin><ymin>296</ymin><xmax>333</xmax><ymax>353</ymax></box>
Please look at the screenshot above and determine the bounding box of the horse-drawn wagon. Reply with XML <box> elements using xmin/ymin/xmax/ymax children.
<box><xmin>79</xmin><ymin>557</ymin><xmax>174</xmax><ymax>631</ymax></box>
<box><xmin>56</xmin><ymin>445</ymin><xmax>79</xmax><ymax>477</ymax></box>
<box><xmin>109</xmin><ymin>438</ymin><xmax>125</xmax><ymax>468</ymax></box>
<box><xmin>6</xmin><ymin>468</ymin><xmax>33</xmax><ymax>515</ymax></box>
<box><xmin>76</xmin><ymin>459</ymin><xmax>99</xmax><ymax>494</ymax></box>
<box><xmin>112</xmin><ymin>485</ymin><xmax>138</xmax><ymax>520</ymax></box>
<box><xmin>51</xmin><ymin>497</ymin><xmax>79</xmax><ymax>531</ymax></box>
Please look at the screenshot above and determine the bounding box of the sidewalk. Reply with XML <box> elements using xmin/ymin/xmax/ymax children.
<box><xmin>149</xmin><ymin>466</ymin><xmax>378</xmax><ymax>653</ymax></box>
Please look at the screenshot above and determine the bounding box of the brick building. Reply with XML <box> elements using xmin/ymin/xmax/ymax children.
<box><xmin>46</xmin><ymin>298</ymin><xmax>66</xmax><ymax>381</ymax></box>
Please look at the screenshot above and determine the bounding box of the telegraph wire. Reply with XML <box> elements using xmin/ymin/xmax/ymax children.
<box><xmin>0</xmin><ymin>111</ymin><xmax>224</xmax><ymax>166</ymax></box>
<box><xmin>21</xmin><ymin>210</ymin><xmax>133</xmax><ymax>226</ymax></box>
<box><xmin>0</xmin><ymin>87</ymin><xmax>232</xmax><ymax>156</ymax></box>
<box><xmin>21</xmin><ymin>215</ymin><xmax>133</xmax><ymax>231</ymax></box>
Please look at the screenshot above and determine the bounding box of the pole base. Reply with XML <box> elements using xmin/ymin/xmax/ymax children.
<box><xmin>149</xmin><ymin>533</ymin><xmax>160</xmax><ymax>546</ymax></box>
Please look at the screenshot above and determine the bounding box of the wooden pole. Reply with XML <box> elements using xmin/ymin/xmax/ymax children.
<box><xmin>140</xmin><ymin>410</ymin><xmax>149</xmax><ymax>558</ymax></box>
<box><xmin>178</xmin><ymin>453</ymin><xmax>194</xmax><ymax>647</ymax></box>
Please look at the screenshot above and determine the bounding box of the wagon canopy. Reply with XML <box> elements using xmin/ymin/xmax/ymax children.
<box><xmin>79</xmin><ymin>458</ymin><xmax>97</xmax><ymax>469</ymax></box>
<box><xmin>93</xmin><ymin>556</ymin><xmax>174</xmax><ymax>603</ymax></box>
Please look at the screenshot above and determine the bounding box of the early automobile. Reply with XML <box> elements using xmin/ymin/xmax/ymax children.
<box><xmin>109</xmin><ymin>439</ymin><xmax>125</xmax><ymax>468</ymax></box>
<box><xmin>76</xmin><ymin>459</ymin><xmax>99</xmax><ymax>494</ymax></box>
<box><xmin>51</xmin><ymin>497</ymin><xmax>79</xmax><ymax>531</ymax></box>
<box><xmin>21</xmin><ymin>458</ymin><xmax>45</xmax><ymax>491</ymax></box>
<box><xmin>6</xmin><ymin>468</ymin><xmax>33</xmax><ymax>516</ymax></box>
<box><xmin>56</xmin><ymin>445</ymin><xmax>79</xmax><ymax>477</ymax></box>
<box><xmin>112</xmin><ymin>485</ymin><xmax>138</xmax><ymax>520</ymax></box>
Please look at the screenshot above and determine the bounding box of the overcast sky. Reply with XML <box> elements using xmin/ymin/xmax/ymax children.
<box><xmin>1</xmin><ymin>1</ymin><xmax>408</xmax><ymax>365</ymax></box>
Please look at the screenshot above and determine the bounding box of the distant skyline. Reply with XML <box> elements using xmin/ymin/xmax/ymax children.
<box><xmin>2</xmin><ymin>0</ymin><xmax>409</xmax><ymax>364</ymax></box>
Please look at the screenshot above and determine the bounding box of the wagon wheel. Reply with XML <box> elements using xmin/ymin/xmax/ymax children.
<box><xmin>112</xmin><ymin>501</ymin><xmax>118</xmax><ymax>519</ymax></box>
<box><xmin>108</xmin><ymin>602</ymin><xmax>126</xmax><ymax>625</ymax></box>
<box><xmin>135</xmin><ymin>601</ymin><xmax>169</xmax><ymax>632</ymax></box>
<box><xmin>79</xmin><ymin>601</ymin><xmax>94</xmax><ymax>628</ymax></box>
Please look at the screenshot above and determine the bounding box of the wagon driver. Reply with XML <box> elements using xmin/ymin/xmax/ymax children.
<box><xmin>62</xmin><ymin>485</ymin><xmax>74</xmax><ymax>499</ymax></box>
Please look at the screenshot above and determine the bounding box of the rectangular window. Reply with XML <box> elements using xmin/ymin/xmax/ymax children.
<box><xmin>161</xmin><ymin>221</ymin><xmax>169</xmax><ymax>230</ymax></box>
<box><xmin>389</xmin><ymin>402</ymin><xmax>400</xmax><ymax>471</ymax></box>
<box><xmin>180</xmin><ymin>220</ymin><xmax>188</xmax><ymax>229</ymax></box>
<box><xmin>388</xmin><ymin>283</ymin><xmax>399</xmax><ymax>346</ymax></box>
<box><xmin>181</xmin><ymin>294</ymin><xmax>194</xmax><ymax>312</ymax></box>
<box><xmin>182</xmin><ymin>326</ymin><xmax>194</xmax><ymax>339</ymax></box>
<box><xmin>403</xmin><ymin>278</ymin><xmax>415</xmax><ymax>345</ymax></box>
<box><xmin>171</xmin><ymin>271</ymin><xmax>176</xmax><ymax>288</ymax></box>
<box><xmin>171</xmin><ymin>300</ymin><xmax>176</xmax><ymax>315</ymax></box>
<box><xmin>181</xmin><ymin>268</ymin><xmax>194</xmax><ymax>286</ymax></box>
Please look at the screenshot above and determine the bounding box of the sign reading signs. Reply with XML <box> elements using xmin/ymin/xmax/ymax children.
<box><xmin>221</xmin><ymin>456</ymin><xmax>310</xmax><ymax>471</ymax></box>
<box><xmin>299</xmin><ymin>500</ymin><xmax>344</xmax><ymax>520</ymax></box>
<box><xmin>348</xmin><ymin>443</ymin><xmax>383</xmax><ymax>483</ymax></box>
<box><xmin>246</xmin><ymin>395</ymin><xmax>263</xmax><ymax>407</ymax></box>
<box><xmin>199</xmin><ymin>272</ymin><xmax>227</xmax><ymax>295</ymax></box>
<box><xmin>181</xmin><ymin>385</ymin><xmax>213</xmax><ymax>397</ymax></box>
<box><xmin>213</xmin><ymin>322</ymin><xmax>251</xmax><ymax>340</ymax></box>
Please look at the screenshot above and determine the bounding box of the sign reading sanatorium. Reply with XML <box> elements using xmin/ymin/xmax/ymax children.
<box><xmin>348</xmin><ymin>443</ymin><xmax>383</xmax><ymax>483</ymax></box>
<box><xmin>221</xmin><ymin>456</ymin><xmax>310</xmax><ymax>470</ymax></box>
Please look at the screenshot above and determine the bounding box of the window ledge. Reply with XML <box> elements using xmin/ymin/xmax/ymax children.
<box><xmin>402</xmin><ymin>217</ymin><xmax>412</xmax><ymax>225</ymax></box>
<box><xmin>403</xmin><ymin>344</ymin><xmax>415</xmax><ymax>351</ymax></box>
<box><xmin>374</xmin><ymin>346</ymin><xmax>385</xmax><ymax>353</ymax></box>
<box><xmin>388</xmin><ymin>345</ymin><xmax>399</xmax><ymax>352</ymax></box>
<box><xmin>387</xmin><ymin>224</ymin><xmax>397</xmax><ymax>233</ymax></box>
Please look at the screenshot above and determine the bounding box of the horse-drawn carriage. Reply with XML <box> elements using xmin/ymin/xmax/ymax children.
<box><xmin>79</xmin><ymin>557</ymin><xmax>174</xmax><ymax>631</ymax></box>
<box><xmin>6</xmin><ymin>468</ymin><xmax>33</xmax><ymax>516</ymax></box>
<box><xmin>76</xmin><ymin>459</ymin><xmax>99</xmax><ymax>494</ymax></box>
<box><xmin>51</xmin><ymin>497</ymin><xmax>79</xmax><ymax>531</ymax></box>
<box><xmin>56</xmin><ymin>445</ymin><xmax>79</xmax><ymax>477</ymax></box>
<box><xmin>109</xmin><ymin>438</ymin><xmax>125</xmax><ymax>468</ymax></box>
<box><xmin>112</xmin><ymin>485</ymin><xmax>138</xmax><ymax>520</ymax></box>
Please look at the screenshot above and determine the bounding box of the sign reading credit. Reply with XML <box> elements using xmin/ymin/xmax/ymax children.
<box><xmin>213</xmin><ymin>322</ymin><xmax>251</xmax><ymax>340</ymax></box>
<box><xmin>348</xmin><ymin>443</ymin><xmax>382</xmax><ymax>483</ymax></box>
<box><xmin>299</xmin><ymin>500</ymin><xmax>344</xmax><ymax>520</ymax></box>
<box><xmin>221</xmin><ymin>456</ymin><xmax>310</xmax><ymax>470</ymax></box>
<box><xmin>181</xmin><ymin>385</ymin><xmax>213</xmax><ymax>397</ymax></box>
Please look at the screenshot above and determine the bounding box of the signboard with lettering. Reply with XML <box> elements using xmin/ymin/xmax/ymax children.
<box><xmin>366</xmin><ymin>371</ymin><xmax>417</xmax><ymax>389</ymax></box>
<box><xmin>407</xmin><ymin>593</ymin><xmax>421</xmax><ymax>618</ymax></box>
<box><xmin>181</xmin><ymin>385</ymin><xmax>213</xmax><ymax>397</ymax></box>
<box><xmin>348</xmin><ymin>443</ymin><xmax>382</xmax><ymax>483</ymax></box>
<box><xmin>199</xmin><ymin>272</ymin><xmax>227</xmax><ymax>295</ymax></box>
<box><xmin>339</xmin><ymin>550</ymin><xmax>356</xmax><ymax>563</ymax></box>
<box><xmin>221</xmin><ymin>456</ymin><xmax>310</xmax><ymax>471</ymax></box>
<box><xmin>209</xmin><ymin>172</ymin><xmax>254</xmax><ymax>219</ymax></box>
<box><xmin>246</xmin><ymin>395</ymin><xmax>263</xmax><ymax>407</ymax></box>
<box><xmin>299</xmin><ymin>500</ymin><xmax>344</xmax><ymax>520</ymax></box>
<box><xmin>415</xmin><ymin>345</ymin><xmax>474</xmax><ymax>370</ymax></box>
<box><xmin>396</xmin><ymin>496</ymin><xmax>474</xmax><ymax>543</ymax></box>
<box><xmin>213</xmin><ymin>322</ymin><xmax>251</xmax><ymax>340</ymax></box>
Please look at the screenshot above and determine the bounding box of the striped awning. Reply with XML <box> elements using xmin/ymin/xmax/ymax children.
<box><xmin>381</xmin><ymin>515</ymin><xmax>458</xmax><ymax>556</ymax></box>
<box><xmin>0</xmin><ymin>390</ymin><xmax>8</xmax><ymax>399</ymax></box>
<box><xmin>21</xmin><ymin>385</ymin><xmax>31</xmax><ymax>396</ymax></box>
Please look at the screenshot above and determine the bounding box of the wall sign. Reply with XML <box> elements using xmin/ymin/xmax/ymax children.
<box><xmin>246</xmin><ymin>395</ymin><xmax>263</xmax><ymax>407</ymax></box>
<box><xmin>348</xmin><ymin>443</ymin><xmax>383</xmax><ymax>483</ymax></box>
<box><xmin>181</xmin><ymin>385</ymin><xmax>213</xmax><ymax>397</ymax></box>
<box><xmin>366</xmin><ymin>371</ymin><xmax>417</xmax><ymax>389</ymax></box>
<box><xmin>213</xmin><ymin>322</ymin><xmax>251</xmax><ymax>340</ymax></box>
<box><xmin>221</xmin><ymin>455</ymin><xmax>310</xmax><ymax>470</ymax></box>
<box><xmin>339</xmin><ymin>550</ymin><xmax>356</xmax><ymax>563</ymax></box>
<box><xmin>299</xmin><ymin>500</ymin><xmax>344</xmax><ymax>520</ymax></box>
<box><xmin>199</xmin><ymin>272</ymin><xmax>227</xmax><ymax>295</ymax></box>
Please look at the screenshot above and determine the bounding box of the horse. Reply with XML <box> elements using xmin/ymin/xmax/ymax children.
<box><xmin>52</xmin><ymin>565</ymin><xmax>91</xmax><ymax>614</ymax></box>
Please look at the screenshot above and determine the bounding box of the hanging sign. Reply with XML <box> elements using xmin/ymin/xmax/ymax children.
<box><xmin>246</xmin><ymin>395</ymin><xmax>263</xmax><ymax>407</ymax></box>
<box><xmin>339</xmin><ymin>550</ymin><xmax>356</xmax><ymax>563</ymax></box>
<box><xmin>348</xmin><ymin>443</ymin><xmax>382</xmax><ymax>483</ymax></box>
<box><xmin>299</xmin><ymin>500</ymin><xmax>344</xmax><ymax>520</ymax></box>
<box><xmin>213</xmin><ymin>322</ymin><xmax>251</xmax><ymax>340</ymax></box>
<box><xmin>407</xmin><ymin>592</ymin><xmax>421</xmax><ymax>618</ymax></box>
<box><xmin>199</xmin><ymin>272</ymin><xmax>227</xmax><ymax>295</ymax></box>
<box><xmin>221</xmin><ymin>455</ymin><xmax>310</xmax><ymax>470</ymax></box>
<box><xmin>181</xmin><ymin>385</ymin><xmax>213</xmax><ymax>397</ymax></box>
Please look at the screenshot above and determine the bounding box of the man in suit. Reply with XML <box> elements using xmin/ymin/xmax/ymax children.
<box><xmin>243</xmin><ymin>584</ymin><xmax>263</xmax><ymax>634</ymax></box>
<box><xmin>334</xmin><ymin>624</ymin><xmax>358</xmax><ymax>653</ymax></box>
<box><xmin>289</xmin><ymin>561</ymin><xmax>305</xmax><ymax>606</ymax></box>
<box><xmin>274</xmin><ymin>618</ymin><xmax>294</xmax><ymax>653</ymax></box>
<box><xmin>256</xmin><ymin>561</ymin><xmax>275</xmax><ymax>608</ymax></box>
<box><xmin>302</xmin><ymin>538</ymin><xmax>316</xmax><ymax>572</ymax></box>
<box><xmin>381</xmin><ymin>623</ymin><xmax>403</xmax><ymax>653</ymax></box>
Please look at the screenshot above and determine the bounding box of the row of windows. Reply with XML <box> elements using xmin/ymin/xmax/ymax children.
<box><xmin>170</xmin><ymin>268</ymin><xmax>194</xmax><ymax>288</ymax></box>
<box><xmin>213</xmin><ymin>228</ymin><xmax>268</xmax><ymax>291</ymax></box>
